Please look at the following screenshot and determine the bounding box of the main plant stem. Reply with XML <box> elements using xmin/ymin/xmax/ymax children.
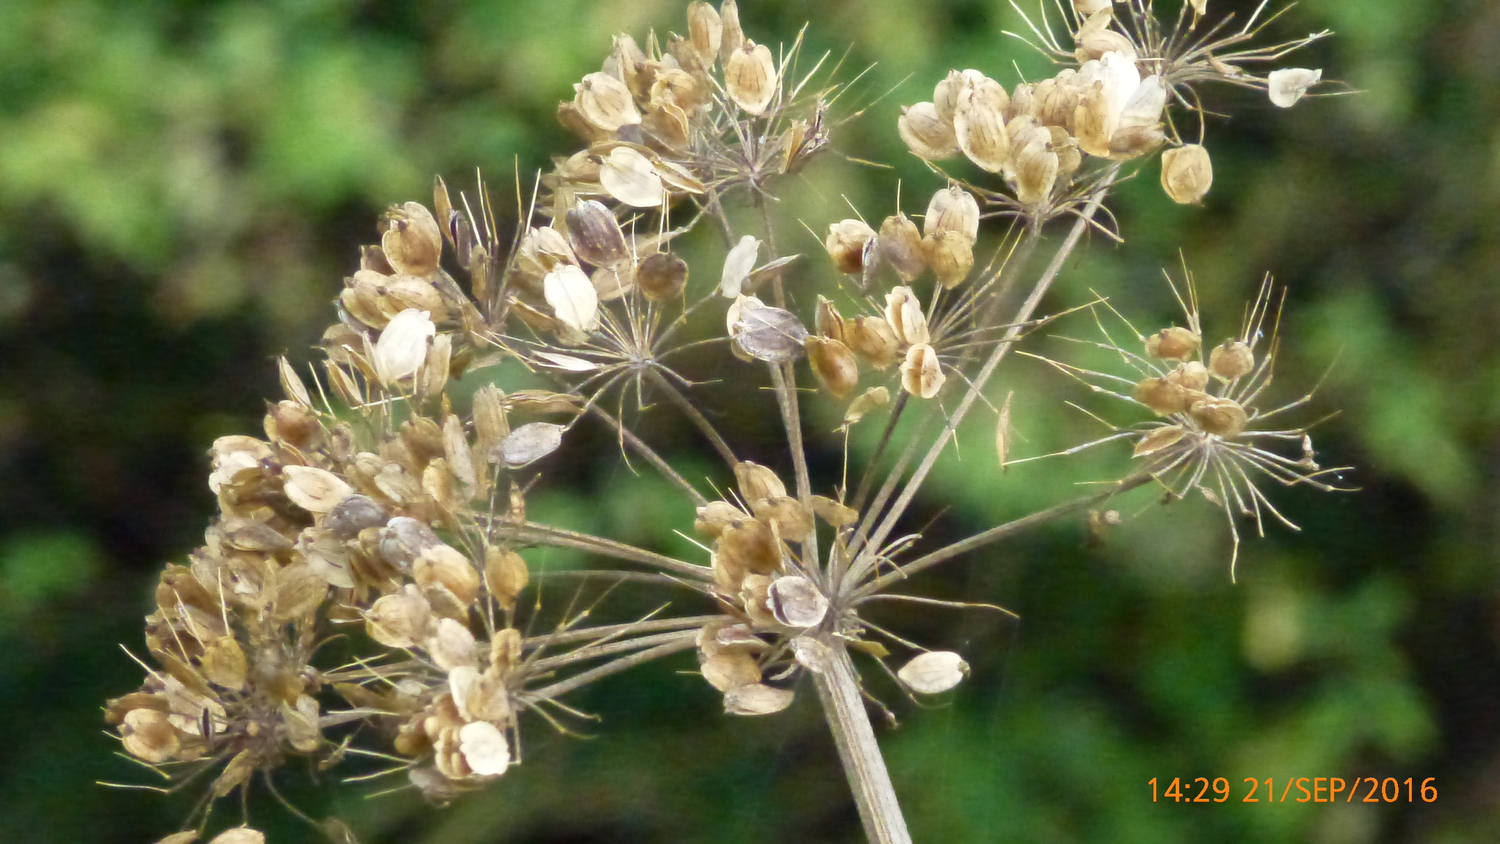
<box><xmin>812</xmin><ymin>640</ymin><xmax>912</xmax><ymax>844</ymax></box>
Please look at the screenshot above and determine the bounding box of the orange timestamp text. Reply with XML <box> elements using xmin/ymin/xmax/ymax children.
<box><xmin>1149</xmin><ymin>777</ymin><xmax>1437</xmax><ymax>803</ymax></box>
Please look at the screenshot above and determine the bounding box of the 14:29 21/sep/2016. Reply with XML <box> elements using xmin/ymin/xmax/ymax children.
<box><xmin>1149</xmin><ymin>776</ymin><xmax>1438</xmax><ymax>803</ymax></box>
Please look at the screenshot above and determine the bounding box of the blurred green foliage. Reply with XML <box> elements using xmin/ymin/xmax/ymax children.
<box><xmin>1</xmin><ymin>0</ymin><xmax>1498</xmax><ymax>842</ymax></box>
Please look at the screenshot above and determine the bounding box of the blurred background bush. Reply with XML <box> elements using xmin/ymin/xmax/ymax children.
<box><xmin>1</xmin><ymin>0</ymin><xmax>1497</xmax><ymax>841</ymax></box>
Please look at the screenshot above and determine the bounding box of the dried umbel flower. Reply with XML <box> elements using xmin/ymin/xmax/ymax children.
<box><xmin>1161</xmin><ymin>144</ymin><xmax>1214</xmax><ymax>205</ymax></box>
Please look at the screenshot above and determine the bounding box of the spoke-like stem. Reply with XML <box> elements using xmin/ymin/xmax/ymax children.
<box><xmin>589</xmin><ymin>403</ymin><xmax>709</xmax><ymax>507</ymax></box>
<box><xmin>846</xmin><ymin>171</ymin><xmax>1120</xmax><ymax>591</ymax></box>
<box><xmin>770</xmin><ymin>361</ymin><xmax>821</xmax><ymax>575</ymax></box>
<box><xmin>811</xmin><ymin>640</ymin><xmax>912</xmax><ymax>844</ymax></box>
<box><xmin>520</xmin><ymin>635</ymin><xmax>698</xmax><ymax>703</ymax></box>
<box><xmin>851</xmin><ymin>472</ymin><xmax>1153</xmax><ymax>600</ymax></box>
<box><xmin>494</xmin><ymin>522</ymin><xmax>713</xmax><ymax>581</ymax></box>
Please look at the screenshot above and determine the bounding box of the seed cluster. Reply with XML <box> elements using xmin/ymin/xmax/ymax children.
<box><xmin>105</xmin><ymin>2</ymin><xmax>1339</xmax><ymax>841</ymax></box>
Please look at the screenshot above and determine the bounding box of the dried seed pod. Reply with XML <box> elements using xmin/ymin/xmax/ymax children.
<box><xmin>373</xmin><ymin>309</ymin><xmax>436</xmax><ymax>385</ymax></box>
<box><xmin>717</xmin><ymin>518</ymin><xmax>782</xmax><ymax>576</ymax></box>
<box><xmin>735</xmin><ymin>461</ymin><xmax>787</xmax><ymax>504</ymax></box>
<box><xmin>878</xmin><ymin>214</ymin><xmax>926</xmax><ymax>282</ymax></box>
<box><xmin>922</xmin><ymin>229</ymin><xmax>975</xmax><ymax>288</ymax></box>
<box><xmin>733</xmin><ymin>305</ymin><xmax>809</xmax><ymax>362</ymax></box>
<box><xmin>565</xmin><ymin>200</ymin><xmax>628</xmax><ymax>267</ymax></box>
<box><xmin>381</xmin><ymin>202</ymin><xmax>443</xmax><ymax>277</ymax></box>
<box><xmin>687</xmin><ymin>1</ymin><xmax>723</xmax><ymax>67</ymax></box>
<box><xmin>695</xmin><ymin>501</ymin><xmax>749</xmax><ymax>538</ymax></box>
<box><xmin>809</xmin><ymin>494</ymin><xmax>859</xmax><ymax>527</ymax></box>
<box><xmin>1014</xmin><ymin>137</ymin><xmax>1059</xmax><ymax>205</ymax></box>
<box><xmin>366</xmin><ymin>588</ymin><xmax>433</xmax><ymax>649</ymax></box>
<box><xmin>1145</xmin><ymin>326</ymin><xmax>1202</xmax><ymax>361</ymax></box>
<box><xmin>121</xmin><ymin>708</ymin><xmax>180</xmax><ymax>763</ymax></box>
<box><xmin>543</xmin><ymin>265</ymin><xmax>600</xmax><ymax>341</ymax></box>
<box><xmin>846</xmin><ymin>316</ymin><xmax>899</xmax><ymax>370</ymax></box>
<box><xmin>1109</xmin><ymin>75</ymin><xmax>1166</xmax><ymax>159</ymax></box>
<box><xmin>768</xmin><ymin>576</ymin><xmax>829</xmax><ymax>628</ymax></box>
<box><xmin>574</xmin><ymin>72</ymin><xmax>640</xmax><ymax>132</ymax></box>
<box><xmin>1209</xmin><ymin>339</ymin><xmax>1255</xmax><ymax>380</ymax></box>
<box><xmin>805</xmin><ymin>336</ymin><xmax>860</xmax><ymax>397</ymax></box>
<box><xmin>1133</xmin><ymin>375</ymin><xmax>1189</xmax><ymax>416</ymax></box>
<box><xmin>283</xmin><ymin>466</ymin><xmax>352</xmax><ymax>513</ymax></box>
<box><xmin>457</xmin><ymin>721</ymin><xmax>510</xmax><ymax>777</ymax></box>
<box><xmin>752</xmin><ymin>495</ymin><xmax>814</xmax><ymax>539</ymax></box>
<box><xmin>208</xmin><ymin>830</ymin><xmax>265</xmax><ymax>844</ymax></box>
<box><xmin>901</xmin><ymin>343</ymin><xmax>945</xmax><ymax>399</ymax></box>
<box><xmin>719</xmin><ymin>0</ymin><xmax>744</xmax><ymax>62</ymax></box>
<box><xmin>498</xmin><ymin>422</ymin><xmax>566</xmax><ymax>468</ymax></box>
<box><xmin>1268</xmin><ymin>67</ymin><xmax>1321</xmax><ymax>108</ymax></box>
<box><xmin>1166</xmin><ymin>361</ymin><xmax>1211</xmax><ymax>392</ymax></box>
<box><xmin>924</xmin><ymin>185</ymin><xmax>980</xmax><ymax>243</ymax></box>
<box><xmin>1133</xmin><ymin>424</ymin><xmax>1187</xmax><ymax>458</ymax></box>
<box><xmin>590</xmin><ymin>264</ymin><xmax>634</xmax><ymax>301</ymax></box>
<box><xmin>884</xmin><ymin>286</ymin><xmax>930</xmax><ymax>346</ymax></box>
<box><xmin>1189</xmin><ymin>396</ymin><xmax>1248</xmax><ymax>437</ymax></box>
<box><xmin>725</xmin><ymin>40</ymin><xmax>777</xmax><ymax>116</ymax></box>
<box><xmin>815</xmin><ymin>296</ymin><xmax>846</xmax><ymax>343</ymax></box>
<box><xmin>642</xmin><ymin>101</ymin><xmax>691</xmax><ymax>151</ymax></box>
<box><xmin>598</xmin><ymin>146</ymin><xmax>665</xmax><ymax>208</ymax></box>
<box><xmin>484</xmin><ymin>546</ymin><xmax>529</xmax><ymax>611</ymax></box>
<box><xmin>415</xmin><ymin>545</ymin><xmax>481</xmax><ymax>609</ymax></box>
<box><xmin>297</xmin><ymin>529</ymin><xmax>355</xmax><ymax>589</ymax></box>
<box><xmin>427</xmin><ymin>617</ymin><xmax>477</xmax><ymax>670</ymax></box>
<box><xmin>1160</xmin><ymin>144</ymin><xmax>1214</xmax><ymax>204</ymax></box>
<box><xmin>264</xmin><ymin>400</ymin><xmax>321</xmax><ymax>450</ymax></box>
<box><xmin>723</xmin><ymin>683</ymin><xmax>794</xmax><ymax>715</ymax></box>
<box><xmin>954</xmin><ymin>85</ymin><xmax>1011</xmax><ymax>173</ymax></box>
<box><xmin>1075</xmin><ymin>26</ymin><xmax>1137</xmax><ymax>63</ymax></box>
<box><xmin>897</xmin><ymin>102</ymin><xmax>959</xmax><ymax>161</ymax></box>
<box><xmin>897</xmin><ymin>651</ymin><xmax>969</xmax><ymax>694</ymax></box>
<box><xmin>1074</xmin><ymin>0</ymin><xmax>1112</xmax><ymax>15</ymax></box>
<box><xmin>637</xmin><ymin>252</ymin><xmax>689</xmax><ymax>301</ymax></box>
<box><xmin>720</xmin><ymin>235</ymin><xmax>761</xmax><ymax>298</ymax></box>
<box><xmin>516</xmin><ymin>226</ymin><xmax>578</xmax><ymax>279</ymax></box>
<box><xmin>702</xmin><ymin>650</ymin><xmax>761</xmax><ymax>691</ymax></box>
<box><xmin>825</xmin><ymin>219</ymin><xmax>877</xmax><ymax>274</ymax></box>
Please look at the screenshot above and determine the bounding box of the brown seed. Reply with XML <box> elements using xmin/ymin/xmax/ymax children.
<box><xmin>825</xmin><ymin>219</ymin><xmax>878</xmax><ymax>274</ymax></box>
<box><xmin>1145</xmin><ymin>326</ymin><xmax>1202</xmax><ymax>361</ymax></box>
<box><xmin>201</xmin><ymin>636</ymin><xmax>248</xmax><ymax>691</ymax></box>
<box><xmin>633</xmin><ymin>252</ymin><xmax>687</xmax><ymax>302</ymax></box>
<box><xmin>1166</xmin><ymin>361</ymin><xmax>1211</xmax><ymax>392</ymax></box>
<box><xmin>735</xmin><ymin>461</ymin><xmax>787</xmax><ymax>504</ymax></box>
<box><xmin>723</xmin><ymin>683</ymin><xmax>794</xmax><ymax>715</ymax></box>
<box><xmin>121</xmin><ymin>708</ymin><xmax>180</xmax><ymax>763</ymax></box>
<box><xmin>1014</xmin><ymin>138</ymin><xmax>1059</xmax><ymax>205</ymax></box>
<box><xmin>815</xmin><ymin>296</ymin><xmax>846</xmax><ymax>343</ymax></box>
<box><xmin>717</xmin><ymin>518</ymin><xmax>782</xmax><ymax>576</ymax></box>
<box><xmin>725</xmin><ymin>41</ymin><xmax>777</xmax><ymax>116</ymax></box>
<box><xmin>898</xmin><ymin>102</ymin><xmax>959</xmax><ymax>161</ymax></box>
<box><xmin>702</xmin><ymin>650</ymin><xmax>761</xmax><ymax>691</ymax></box>
<box><xmin>484</xmin><ymin>546</ymin><xmax>529</xmax><ymax>612</ymax></box>
<box><xmin>732</xmin><ymin>305</ymin><xmax>809</xmax><ymax>362</ymax></box>
<box><xmin>752</xmin><ymin>495</ymin><xmax>815</xmax><ymax>539</ymax></box>
<box><xmin>1133</xmin><ymin>375</ymin><xmax>1189</xmax><ymax>416</ymax></box>
<box><xmin>1209</xmin><ymin>339</ymin><xmax>1255</xmax><ymax>380</ymax></box>
<box><xmin>843</xmin><ymin>385</ymin><xmax>891</xmax><ymax>427</ymax></box>
<box><xmin>1189</xmin><ymin>396</ymin><xmax>1248</xmax><ymax>437</ymax></box>
<box><xmin>695</xmin><ymin>500</ymin><xmax>750</xmax><ymax>538</ymax></box>
<box><xmin>846</xmin><ymin>316</ymin><xmax>899</xmax><ymax>370</ymax></box>
<box><xmin>415</xmin><ymin>545</ymin><xmax>481</xmax><ymax>609</ymax></box>
<box><xmin>381</xmin><ymin>202</ymin><xmax>443</xmax><ymax>277</ymax></box>
<box><xmin>1133</xmin><ymin>424</ymin><xmax>1188</xmax><ymax>458</ymax></box>
<box><xmin>565</xmin><ymin>200</ymin><xmax>629</xmax><ymax>267</ymax></box>
<box><xmin>923</xmin><ymin>230</ymin><xmax>975</xmax><ymax>289</ymax></box>
<box><xmin>1161</xmin><ymin>143</ymin><xmax>1213</xmax><ymax>204</ymax></box>
<box><xmin>687</xmin><ymin>1</ymin><xmax>723</xmax><ymax>67</ymax></box>
<box><xmin>924</xmin><ymin>185</ymin><xmax>980</xmax><ymax>243</ymax></box>
<box><xmin>901</xmin><ymin>343</ymin><xmax>946</xmax><ymax>399</ymax></box>
<box><xmin>884</xmin><ymin>286</ymin><xmax>930</xmax><ymax>346</ymax></box>
<box><xmin>954</xmin><ymin>85</ymin><xmax>1011</xmax><ymax>173</ymax></box>
<box><xmin>805</xmin><ymin>336</ymin><xmax>860</xmax><ymax>397</ymax></box>
<box><xmin>878</xmin><ymin>214</ymin><xmax>926</xmax><ymax>282</ymax></box>
<box><xmin>719</xmin><ymin>0</ymin><xmax>745</xmax><ymax>62</ymax></box>
<box><xmin>642</xmin><ymin>101</ymin><xmax>691</xmax><ymax>151</ymax></box>
<box><xmin>809</xmin><ymin>495</ymin><xmax>860</xmax><ymax>528</ymax></box>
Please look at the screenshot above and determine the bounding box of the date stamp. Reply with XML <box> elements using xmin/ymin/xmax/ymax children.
<box><xmin>1149</xmin><ymin>777</ymin><xmax>1438</xmax><ymax>804</ymax></box>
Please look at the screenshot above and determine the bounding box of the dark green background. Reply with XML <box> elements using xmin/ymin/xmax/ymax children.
<box><xmin>2</xmin><ymin>0</ymin><xmax>1496</xmax><ymax>841</ymax></box>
